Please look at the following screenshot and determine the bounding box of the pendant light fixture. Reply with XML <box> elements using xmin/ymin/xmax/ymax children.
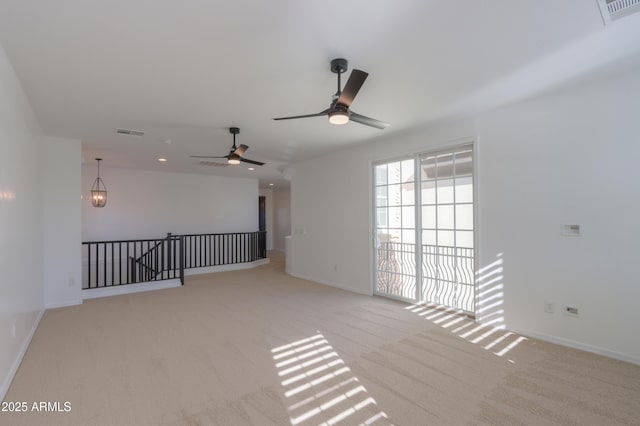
<box><xmin>90</xmin><ymin>158</ymin><xmax>107</xmax><ymax>207</ymax></box>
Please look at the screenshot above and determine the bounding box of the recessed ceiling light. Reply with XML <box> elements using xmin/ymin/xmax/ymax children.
<box><xmin>248</xmin><ymin>167</ymin><xmax>254</xmax><ymax>171</ymax></box>
<box><xmin>269</xmin><ymin>183</ymin><xmax>274</xmax><ymax>186</ymax></box>
<box><xmin>158</xmin><ymin>158</ymin><xmax>167</xmax><ymax>162</ymax></box>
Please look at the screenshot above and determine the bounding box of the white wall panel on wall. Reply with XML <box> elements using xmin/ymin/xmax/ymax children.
<box><xmin>290</xmin><ymin>65</ymin><xmax>640</xmax><ymax>363</ymax></box>
<box><xmin>82</xmin><ymin>167</ymin><xmax>259</xmax><ymax>241</ymax></box>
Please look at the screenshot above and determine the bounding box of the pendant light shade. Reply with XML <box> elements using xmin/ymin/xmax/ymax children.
<box><xmin>91</xmin><ymin>158</ymin><xmax>107</xmax><ymax>207</ymax></box>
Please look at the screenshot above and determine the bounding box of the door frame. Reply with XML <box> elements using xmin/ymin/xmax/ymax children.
<box><xmin>370</xmin><ymin>137</ymin><xmax>479</xmax><ymax>314</ymax></box>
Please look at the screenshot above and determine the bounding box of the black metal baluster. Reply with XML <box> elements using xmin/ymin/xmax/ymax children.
<box><xmin>167</xmin><ymin>234</ymin><xmax>172</xmax><ymax>276</ymax></box>
<box><xmin>87</xmin><ymin>244</ymin><xmax>92</xmax><ymax>289</ymax></box>
<box><xmin>191</xmin><ymin>236</ymin><xmax>195</xmax><ymax>268</ymax></box>
<box><xmin>225</xmin><ymin>234</ymin><xmax>228</xmax><ymax>265</ymax></box>
<box><xmin>204</xmin><ymin>234</ymin><xmax>208</xmax><ymax>267</ymax></box>
<box><xmin>180</xmin><ymin>235</ymin><xmax>185</xmax><ymax>285</ymax></box>
<box><xmin>96</xmin><ymin>243</ymin><xmax>100</xmax><ymax>287</ymax></box>
<box><xmin>217</xmin><ymin>234</ymin><xmax>220</xmax><ymax>265</ymax></box>
<box><xmin>134</xmin><ymin>242</ymin><xmax>138</xmax><ymax>283</ymax></box>
<box><xmin>173</xmin><ymin>237</ymin><xmax>177</xmax><ymax>278</ymax></box>
<box><xmin>110</xmin><ymin>243</ymin><xmax>114</xmax><ymax>286</ymax></box>
<box><xmin>102</xmin><ymin>243</ymin><xmax>107</xmax><ymax>287</ymax></box>
<box><xmin>244</xmin><ymin>233</ymin><xmax>248</xmax><ymax>262</ymax></box>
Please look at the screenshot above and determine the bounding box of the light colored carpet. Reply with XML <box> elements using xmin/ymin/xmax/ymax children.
<box><xmin>3</xmin><ymin>252</ymin><xmax>639</xmax><ymax>425</ymax></box>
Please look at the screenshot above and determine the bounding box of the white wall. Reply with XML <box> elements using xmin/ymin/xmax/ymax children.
<box><xmin>43</xmin><ymin>137</ymin><xmax>82</xmax><ymax>308</ymax></box>
<box><xmin>82</xmin><ymin>167</ymin><xmax>259</xmax><ymax>241</ymax></box>
<box><xmin>0</xmin><ymin>43</ymin><xmax>45</xmax><ymax>399</ymax></box>
<box><xmin>273</xmin><ymin>188</ymin><xmax>290</xmax><ymax>251</ymax></box>
<box><xmin>259</xmin><ymin>188</ymin><xmax>274</xmax><ymax>250</ymax></box>
<box><xmin>289</xmin><ymin>66</ymin><xmax>640</xmax><ymax>363</ymax></box>
<box><xmin>290</xmin><ymin>149</ymin><xmax>373</xmax><ymax>294</ymax></box>
<box><xmin>475</xmin><ymin>67</ymin><xmax>640</xmax><ymax>362</ymax></box>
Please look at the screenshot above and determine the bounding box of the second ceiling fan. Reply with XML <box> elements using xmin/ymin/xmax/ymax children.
<box><xmin>190</xmin><ymin>127</ymin><xmax>265</xmax><ymax>166</ymax></box>
<box><xmin>273</xmin><ymin>58</ymin><xmax>390</xmax><ymax>130</ymax></box>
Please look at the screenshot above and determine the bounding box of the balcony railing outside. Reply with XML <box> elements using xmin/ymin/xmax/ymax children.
<box><xmin>376</xmin><ymin>241</ymin><xmax>475</xmax><ymax>313</ymax></box>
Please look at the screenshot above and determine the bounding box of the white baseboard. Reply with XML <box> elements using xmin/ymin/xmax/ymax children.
<box><xmin>1</xmin><ymin>309</ymin><xmax>44</xmax><ymax>402</ymax></box>
<box><xmin>512</xmin><ymin>327</ymin><xmax>640</xmax><ymax>366</ymax></box>
<box><xmin>45</xmin><ymin>298</ymin><xmax>83</xmax><ymax>309</ymax></box>
<box><xmin>82</xmin><ymin>279</ymin><xmax>182</xmax><ymax>300</ymax></box>
<box><xmin>82</xmin><ymin>260</ymin><xmax>270</xmax><ymax>300</ymax></box>
<box><xmin>184</xmin><ymin>259</ymin><xmax>270</xmax><ymax>276</ymax></box>
<box><xmin>286</xmin><ymin>271</ymin><xmax>371</xmax><ymax>296</ymax></box>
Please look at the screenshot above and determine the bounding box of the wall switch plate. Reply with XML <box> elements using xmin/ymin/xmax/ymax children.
<box><xmin>544</xmin><ymin>301</ymin><xmax>555</xmax><ymax>314</ymax></box>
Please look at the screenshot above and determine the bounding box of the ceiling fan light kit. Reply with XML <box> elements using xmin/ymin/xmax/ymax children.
<box><xmin>273</xmin><ymin>58</ymin><xmax>390</xmax><ymax>130</ymax></box>
<box><xmin>328</xmin><ymin>108</ymin><xmax>349</xmax><ymax>125</ymax></box>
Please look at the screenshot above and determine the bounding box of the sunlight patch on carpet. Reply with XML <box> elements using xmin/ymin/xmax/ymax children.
<box><xmin>272</xmin><ymin>333</ymin><xmax>393</xmax><ymax>426</ymax></box>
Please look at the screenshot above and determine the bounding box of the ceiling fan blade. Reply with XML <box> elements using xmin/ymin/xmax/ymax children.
<box><xmin>234</xmin><ymin>144</ymin><xmax>248</xmax><ymax>156</ymax></box>
<box><xmin>273</xmin><ymin>109</ymin><xmax>330</xmax><ymax>121</ymax></box>
<box><xmin>197</xmin><ymin>160</ymin><xmax>229</xmax><ymax>167</ymax></box>
<box><xmin>240</xmin><ymin>157</ymin><xmax>265</xmax><ymax>166</ymax></box>
<box><xmin>349</xmin><ymin>112</ymin><xmax>390</xmax><ymax>130</ymax></box>
<box><xmin>337</xmin><ymin>69</ymin><xmax>368</xmax><ymax>108</ymax></box>
<box><xmin>189</xmin><ymin>155</ymin><xmax>230</xmax><ymax>159</ymax></box>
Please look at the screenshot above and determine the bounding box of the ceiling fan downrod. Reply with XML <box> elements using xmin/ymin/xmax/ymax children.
<box><xmin>331</xmin><ymin>58</ymin><xmax>348</xmax><ymax>98</ymax></box>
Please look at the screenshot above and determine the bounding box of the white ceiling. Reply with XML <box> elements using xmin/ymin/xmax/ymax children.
<box><xmin>1</xmin><ymin>0</ymin><xmax>640</xmax><ymax>188</ymax></box>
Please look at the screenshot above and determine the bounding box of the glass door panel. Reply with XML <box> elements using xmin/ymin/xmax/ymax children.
<box><xmin>420</xmin><ymin>146</ymin><xmax>475</xmax><ymax>313</ymax></box>
<box><xmin>374</xmin><ymin>159</ymin><xmax>417</xmax><ymax>301</ymax></box>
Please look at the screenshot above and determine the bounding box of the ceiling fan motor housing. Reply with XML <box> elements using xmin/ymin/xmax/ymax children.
<box><xmin>330</xmin><ymin>58</ymin><xmax>348</xmax><ymax>74</ymax></box>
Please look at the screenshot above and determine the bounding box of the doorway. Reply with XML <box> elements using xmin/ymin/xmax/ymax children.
<box><xmin>259</xmin><ymin>196</ymin><xmax>266</xmax><ymax>232</ymax></box>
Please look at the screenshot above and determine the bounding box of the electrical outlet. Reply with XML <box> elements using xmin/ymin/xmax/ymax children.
<box><xmin>562</xmin><ymin>224</ymin><xmax>581</xmax><ymax>236</ymax></box>
<box><xmin>564</xmin><ymin>305</ymin><xmax>579</xmax><ymax>316</ymax></box>
<box><xmin>69</xmin><ymin>277</ymin><xmax>76</xmax><ymax>287</ymax></box>
<box><xmin>544</xmin><ymin>301</ymin><xmax>555</xmax><ymax>314</ymax></box>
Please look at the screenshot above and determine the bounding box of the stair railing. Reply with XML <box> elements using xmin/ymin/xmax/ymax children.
<box><xmin>82</xmin><ymin>231</ymin><xmax>266</xmax><ymax>289</ymax></box>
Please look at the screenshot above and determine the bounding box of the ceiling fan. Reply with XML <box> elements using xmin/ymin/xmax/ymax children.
<box><xmin>190</xmin><ymin>127</ymin><xmax>265</xmax><ymax>166</ymax></box>
<box><xmin>273</xmin><ymin>58</ymin><xmax>390</xmax><ymax>130</ymax></box>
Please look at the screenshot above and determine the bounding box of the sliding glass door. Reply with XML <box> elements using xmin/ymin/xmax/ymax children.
<box><xmin>373</xmin><ymin>144</ymin><xmax>476</xmax><ymax>314</ymax></box>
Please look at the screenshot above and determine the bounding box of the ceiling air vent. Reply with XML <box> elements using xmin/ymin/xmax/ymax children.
<box><xmin>598</xmin><ymin>0</ymin><xmax>640</xmax><ymax>24</ymax></box>
<box><xmin>115</xmin><ymin>128</ymin><xmax>145</xmax><ymax>137</ymax></box>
